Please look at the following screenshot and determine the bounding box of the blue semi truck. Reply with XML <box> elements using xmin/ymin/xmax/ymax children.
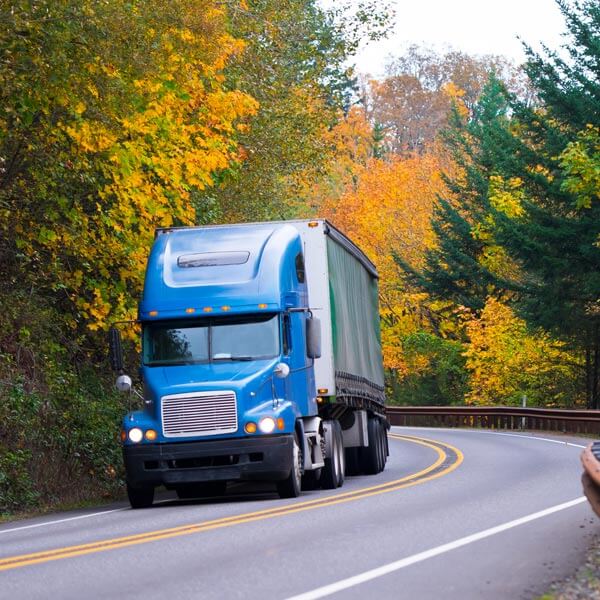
<box><xmin>109</xmin><ymin>220</ymin><xmax>388</xmax><ymax>508</ymax></box>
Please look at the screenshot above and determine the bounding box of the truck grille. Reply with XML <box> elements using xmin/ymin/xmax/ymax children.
<box><xmin>161</xmin><ymin>391</ymin><xmax>238</xmax><ymax>438</ymax></box>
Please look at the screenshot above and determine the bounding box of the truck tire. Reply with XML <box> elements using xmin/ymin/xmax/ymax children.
<box><xmin>345</xmin><ymin>447</ymin><xmax>361</xmax><ymax>476</ymax></box>
<box><xmin>277</xmin><ymin>434</ymin><xmax>302</xmax><ymax>498</ymax></box>
<box><xmin>176</xmin><ymin>481</ymin><xmax>227</xmax><ymax>500</ymax></box>
<box><xmin>301</xmin><ymin>468</ymin><xmax>321</xmax><ymax>491</ymax></box>
<box><xmin>127</xmin><ymin>483</ymin><xmax>154</xmax><ymax>509</ymax></box>
<box><xmin>321</xmin><ymin>420</ymin><xmax>342</xmax><ymax>489</ymax></box>
<box><xmin>361</xmin><ymin>417</ymin><xmax>383</xmax><ymax>475</ymax></box>
<box><xmin>335</xmin><ymin>421</ymin><xmax>345</xmax><ymax>488</ymax></box>
<box><xmin>379</xmin><ymin>423</ymin><xmax>388</xmax><ymax>470</ymax></box>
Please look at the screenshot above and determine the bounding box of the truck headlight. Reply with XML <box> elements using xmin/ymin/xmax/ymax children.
<box><xmin>128</xmin><ymin>427</ymin><xmax>143</xmax><ymax>443</ymax></box>
<box><xmin>259</xmin><ymin>417</ymin><xmax>276</xmax><ymax>434</ymax></box>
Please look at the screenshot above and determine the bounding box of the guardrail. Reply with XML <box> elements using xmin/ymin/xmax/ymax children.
<box><xmin>386</xmin><ymin>406</ymin><xmax>600</xmax><ymax>435</ymax></box>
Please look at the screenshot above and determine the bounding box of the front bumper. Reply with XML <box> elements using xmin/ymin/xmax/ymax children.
<box><xmin>123</xmin><ymin>435</ymin><xmax>294</xmax><ymax>488</ymax></box>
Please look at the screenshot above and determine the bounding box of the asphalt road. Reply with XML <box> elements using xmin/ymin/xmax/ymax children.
<box><xmin>1</xmin><ymin>427</ymin><xmax>597</xmax><ymax>599</ymax></box>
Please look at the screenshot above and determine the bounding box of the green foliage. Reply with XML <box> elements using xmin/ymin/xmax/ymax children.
<box><xmin>0</xmin><ymin>290</ymin><xmax>124</xmax><ymax>514</ymax></box>
<box><xmin>387</xmin><ymin>332</ymin><xmax>468</xmax><ymax>406</ymax></box>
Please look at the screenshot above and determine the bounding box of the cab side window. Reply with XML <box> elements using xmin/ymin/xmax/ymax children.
<box><xmin>295</xmin><ymin>252</ymin><xmax>305</xmax><ymax>284</ymax></box>
<box><xmin>282</xmin><ymin>314</ymin><xmax>292</xmax><ymax>355</ymax></box>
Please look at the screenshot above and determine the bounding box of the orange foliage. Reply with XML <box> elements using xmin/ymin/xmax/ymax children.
<box><xmin>321</xmin><ymin>145</ymin><xmax>450</xmax><ymax>370</ymax></box>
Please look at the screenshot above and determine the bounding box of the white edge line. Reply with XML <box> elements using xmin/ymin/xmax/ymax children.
<box><xmin>392</xmin><ymin>426</ymin><xmax>587</xmax><ymax>449</ymax></box>
<box><xmin>0</xmin><ymin>508</ymin><xmax>128</xmax><ymax>535</ymax></box>
<box><xmin>285</xmin><ymin>497</ymin><xmax>587</xmax><ymax>600</ymax></box>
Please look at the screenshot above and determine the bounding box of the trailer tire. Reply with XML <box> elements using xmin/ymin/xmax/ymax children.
<box><xmin>379</xmin><ymin>422</ymin><xmax>388</xmax><ymax>470</ymax></box>
<box><xmin>345</xmin><ymin>447</ymin><xmax>361</xmax><ymax>476</ymax></box>
<box><xmin>277</xmin><ymin>434</ymin><xmax>302</xmax><ymax>498</ymax></box>
<box><xmin>321</xmin><ymin>420</ymin><xmax>342</xmax><ymax>489</ymax></box>
<box><xmin>127</xmin><ymin>483</ymin><xmax>154</xmax><ymax>509</ymax></box>
<box><xmin>361</xmin><ymin>417</ymin><xmax>382</xmax><ymax>475</ymax></box>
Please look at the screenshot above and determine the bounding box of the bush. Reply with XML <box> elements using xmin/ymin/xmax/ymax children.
<box><xmin>386</xmin><ymin>331</ymin><xmax>468</xmax><ymax>406</ymax></box>
<box><xmin>0</xmin><ymin>290</ymin><xmax>126</xmax><ymax>515</ymax></box>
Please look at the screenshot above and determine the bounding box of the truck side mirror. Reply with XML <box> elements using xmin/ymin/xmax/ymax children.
<box><xmin>108</xmin><ymin>327</ymin><xmax>124</xmax><ymax>372</ymax></box>
<box><xmin>306</xmin><ymin>316</ymin><xmax>322</xmax><ymax>359</ymax></box>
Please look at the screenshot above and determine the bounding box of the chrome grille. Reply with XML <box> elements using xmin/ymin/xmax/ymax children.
<box><xmin>161</xmin><ymin>391</ymin><xmax>238</xmax><ymax>438</ymax></box>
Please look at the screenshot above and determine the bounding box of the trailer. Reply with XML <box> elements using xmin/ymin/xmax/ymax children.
<box><xmin>109</xmin><ymin>219</ymin><xmax>388</xmax><ymax>508</ymax></box>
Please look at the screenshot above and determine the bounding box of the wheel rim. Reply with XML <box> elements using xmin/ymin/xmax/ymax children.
<box><xmin>292</xmin><ymin>438</ymin><xmax>302</xmax><ymax>487</ymax></box>
<box><xmin>337</xmin><ymin>427</ymin><xmax>345</xmax><ymax>484</ymax></box>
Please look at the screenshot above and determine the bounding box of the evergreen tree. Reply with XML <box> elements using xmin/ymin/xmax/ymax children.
<box><xmin>494</xmin><ymin>0</ymin><xmax>600</xmax><ymax>406</ymax></box>
<box><xmin>399</xmin><ymin>76</ymin><xmax>520</xmax><ymax>310</ymax></box>
<box><xmin>411</xmin><ymin>0</ymin><xmax>600</xmax><ymax>406</ymax></box>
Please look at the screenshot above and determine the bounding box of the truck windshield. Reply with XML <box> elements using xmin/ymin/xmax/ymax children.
<box><xmin>143</xmin><ymin>314</ymin><xmax>280</xmax><ymax>366</ymax></box>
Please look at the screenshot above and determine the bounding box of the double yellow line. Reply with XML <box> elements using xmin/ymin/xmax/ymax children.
<box><xmin>0</xmin><ymin>434</ymin><xmax>463</xmax><ymax>572</ymax></box>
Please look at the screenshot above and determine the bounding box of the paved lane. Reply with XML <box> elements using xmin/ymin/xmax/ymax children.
<box><xmin>0</xmin><ymin>428</ymin><xmax>595</xmax><ymax>599</ymax></box>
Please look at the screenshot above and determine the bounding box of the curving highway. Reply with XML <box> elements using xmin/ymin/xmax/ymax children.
<box><xmin>0</xmin><ymin>427</ymin><xmax>596</xmax><ymax>599</ymax></box>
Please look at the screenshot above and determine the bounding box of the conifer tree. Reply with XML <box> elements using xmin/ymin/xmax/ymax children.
<box><xmin>413</xmin><ymin>0</ymin><xmax>600</xmax><ymax>406</ymax></box>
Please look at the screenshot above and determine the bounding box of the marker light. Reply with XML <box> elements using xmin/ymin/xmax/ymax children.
<box><xmin>259</xmin><ymin>417</ymin><xmax>276</xmax><ymax>434</ymax></box>
<box><xmin>308</xmin><ymin>221</ymin><xmax>319</xmax><ymax>228</ymax></box>
<box><xmin>128</xmin><ymin>428</ymin><xmax>143</xmax><ymax>443</ymax></box>
<box><xmin>203</xmin><ymin>307</ymin><xmax>213</xmax><ymax>313</ymax></box>
<box><xmin>149</xmin><ymin>310</ymin><xmax>158</xmax><ymax>317</ymax></box>
<box><xmin>120</xmin><ymin>430</ymin><xmax>126</xmax><ymax>442</ymax></box>
<box><xmin>316</xmin><ymin>396</ymin><xmax>324</xmax><ymax>404</ymax></box>
<box><xmin>221</xmin><ymin>305</ymin><xmax>231</xmax><ymax>311</ymax></box>
<box><xmin>258</xmin><ymin>303</ymin><xmax>268</xmax><ymax>309</ymax></box>
<box><xmin>245</xmin><ymin>422</ymin><xmax>257</xmax><ymax>434</ymax></box>
<box><xmin>318</xmin><ymin>388</ymin><xmax>328</xmax><ymax>394</ymax></box>
<box><xmin>277</xmin><ymin>418</ymin><xmax>285</xmax><ymax>430</ymax></box>
<box><xmin>185</xmin><ymin>308</ymin><xmax>196</xmax><ymax>314</ymax></box>
<box><xmin>145</xmin><ymin>429</ymin><xmax>157</xmax><ymax>441</ymax></box>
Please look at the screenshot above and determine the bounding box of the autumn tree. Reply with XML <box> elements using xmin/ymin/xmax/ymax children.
<box><xmin>410</xmin><ymin>0</ymin><xmax>599</xmax><ymax>406</ymax></box>
<box><xmin>367</xmin><ymin>46</ymin><xmax>526</xmax><ymax>154</ymax></box>
<box><xmin>201</xmin><ymin>0</ymin><xmax>392</xmax><ymax>223</ymax></box>
<box><xmin>464</xmin><ymin>298</ymin><xmax>581</xmax><ymax>406</ymax></box>
<box><xmin>0</xmin><ymin>0</ymin><xmax>256</xmax><ymax>331</ymax></box>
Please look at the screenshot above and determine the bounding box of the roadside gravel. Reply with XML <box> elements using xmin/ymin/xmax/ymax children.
<box><xmin>541</xmin><ymin>535</ymin><xmax>600</xmax><ymax>600</ymax></box>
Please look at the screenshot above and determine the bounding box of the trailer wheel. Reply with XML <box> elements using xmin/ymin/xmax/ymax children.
<box><xmin>379</xmin><ymin>422</ymin><xmax>388</xmax><ymax>470</ymax></box>
<box><xmin>127</xmin><ymin>483</ymin><xmax>154</xmax><ymax>509</ymax></box>
<box><xmin>277</xmin><ymin>434</ymin><xmax>302</xmax><ymax>498</ymax></box>
<box><xmin>321</xmin><ymin>420</ymin><xmax>342</xmax><ymax>489</ymax></box>
<box><xmin>361</xmin><ymin>417</ymin><xmax>383</xmax><ymax>475</ymax></box>
<box><xmin>345</xmin><ymin>447</ymin><xmax>361</xmax><ymax>476</ymax></box>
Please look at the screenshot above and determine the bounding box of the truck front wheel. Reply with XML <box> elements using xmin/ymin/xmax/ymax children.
<box><xmin>277</xmin><ymin>434</ymin><xmax>302</xmax><ymax>499</ymax></box>
<box><xmin>127</xmin><ymin>483</ymin><xmax>155</xmax><ymax>509</ymax></box>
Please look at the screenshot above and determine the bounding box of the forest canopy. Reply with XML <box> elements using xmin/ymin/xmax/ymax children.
<box><xmin>0</xmin><ymin>0</ymin><xmax>598</xmax><ymax>513</ymax></box>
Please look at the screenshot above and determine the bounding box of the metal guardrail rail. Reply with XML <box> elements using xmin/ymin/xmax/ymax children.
<box><xmin>386</xmin><ymin>406</ymin><xmax>600</xmax><ymax>435</ymax></box>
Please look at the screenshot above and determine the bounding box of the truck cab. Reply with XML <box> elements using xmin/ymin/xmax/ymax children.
<box><xmin>118</xmin><ymin>223</ymin><xmax>323</xmax><ymax>506</ymax></box>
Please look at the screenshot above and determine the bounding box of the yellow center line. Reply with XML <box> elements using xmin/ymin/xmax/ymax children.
<box><xmin>0</xmin><ymin>434</ymin><xmax>463</xmax><ymax>572</ymax></box>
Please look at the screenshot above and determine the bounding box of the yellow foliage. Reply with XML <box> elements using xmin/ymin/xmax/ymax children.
<box><xmin>321</xmin><ymin>144</ymin><xmax>449</xmax><ymax>370</ymax></box>
<box><xmin>464</xmin><ymin>297</ymin><xmax>580</xmax><ymax>406</ymax></box>
<box><xmin>12</xmin><ymin>1</ymin><xmax>257</xmax><ymax>331</ymax></box>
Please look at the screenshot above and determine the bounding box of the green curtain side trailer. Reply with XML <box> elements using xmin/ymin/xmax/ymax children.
<box><xmin>288</xmin><ymin>219</ymin><xmax>388</xmax><ymax>479</ymax></box>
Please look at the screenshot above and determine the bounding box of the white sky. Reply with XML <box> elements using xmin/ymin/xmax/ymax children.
<box><xmin>353</xmin><ymin>0</ymin><xmax>568</xmax><ymax>77</ymax></box>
